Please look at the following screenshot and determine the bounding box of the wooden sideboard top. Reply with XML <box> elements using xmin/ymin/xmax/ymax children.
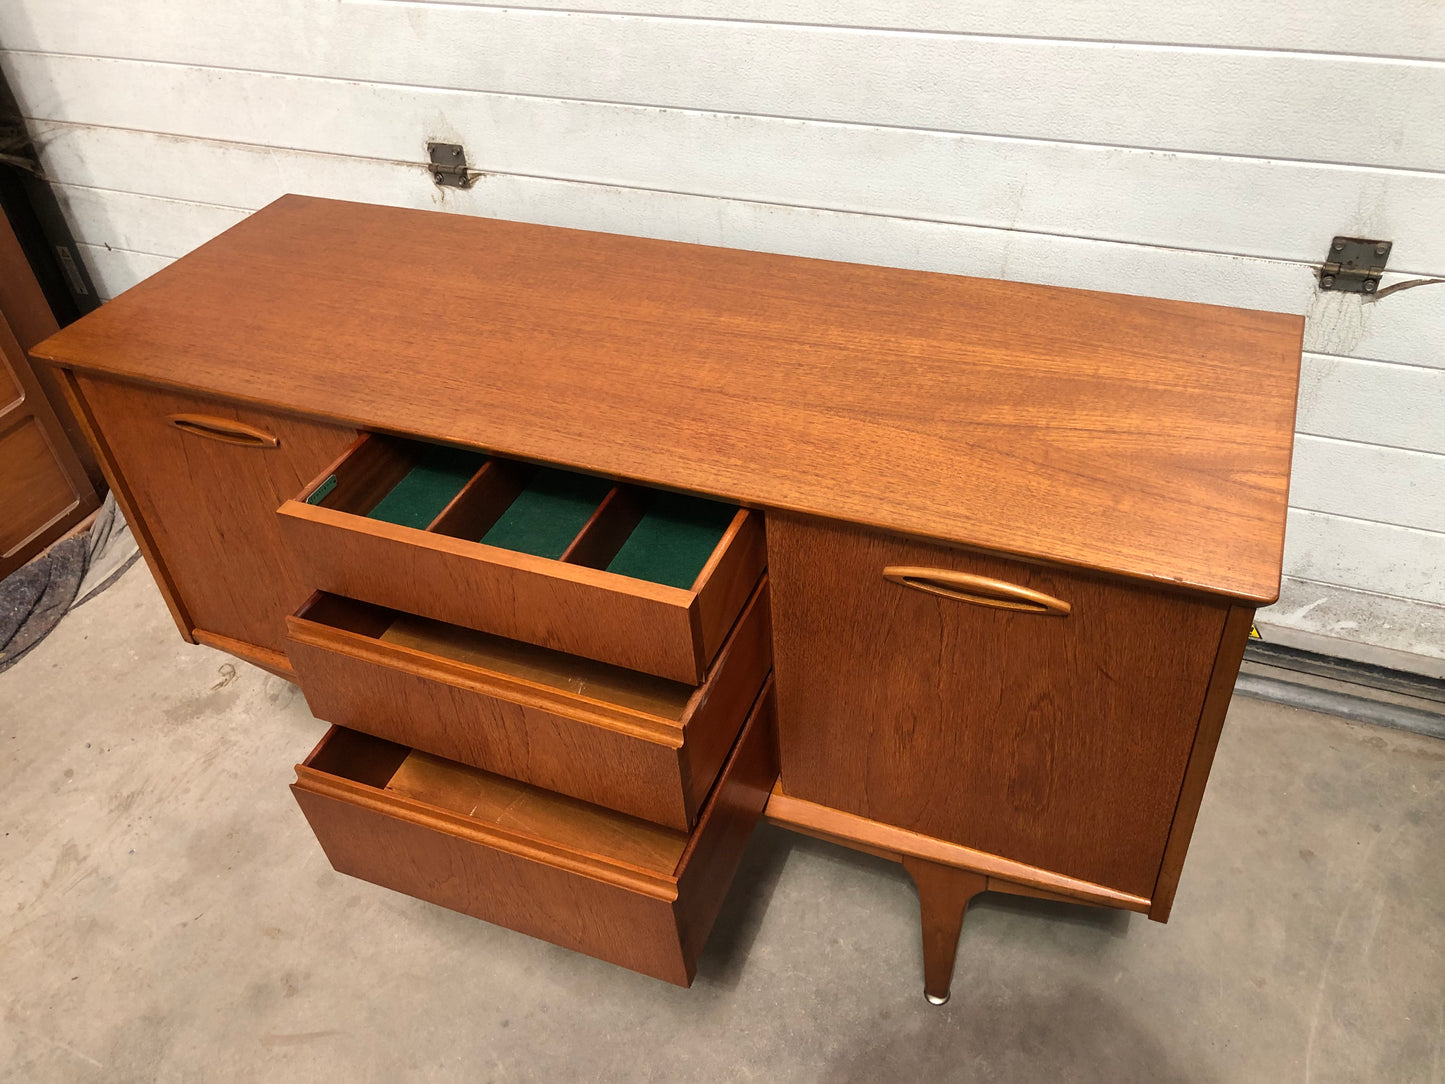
<box><xmin>34</xmin><ymin>195</ymin><xmax>1302</xmax><ymax>603</ymax></box>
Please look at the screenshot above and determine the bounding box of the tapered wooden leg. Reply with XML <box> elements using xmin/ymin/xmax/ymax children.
<box><xmin>902</xmin><ymin>856</ymin><xmax>988</xmax><ymax>1006</ymax></box>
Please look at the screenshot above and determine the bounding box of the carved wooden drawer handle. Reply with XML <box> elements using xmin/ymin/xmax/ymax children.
<box><xmin>883</xmin><ymin>566</ymin><xmax>1071</xmax><ymax>616</ymax></box>
<box><xmin>168</xmin><ymin>413</ymin><xmax>280</xmax><ymax>448</ymax></box>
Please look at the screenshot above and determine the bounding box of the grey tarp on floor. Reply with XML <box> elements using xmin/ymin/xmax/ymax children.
<box><xmin>0</xmin><ymin>493</ymin><xmax>140</xmax><ymax>674</ymax></box>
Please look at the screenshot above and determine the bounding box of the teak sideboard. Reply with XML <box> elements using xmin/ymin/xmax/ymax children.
<box><xmin>32</xmin><ymin>196</ymin><xmax>1302</xmax><ymax>1003</ymax></box>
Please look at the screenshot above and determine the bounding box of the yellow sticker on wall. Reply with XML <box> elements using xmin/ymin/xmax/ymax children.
<box><xmin>1249</xmin><ymin>624</ymin><xmax>1262</xmax><ymax>639</ymax></box>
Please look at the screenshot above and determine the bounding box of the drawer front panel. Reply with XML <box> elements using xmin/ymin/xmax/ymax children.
<box><xmin>278</xmin><ymin>434</ymin><xmax>766</xmax><ymax>683</ymax></box>
<box><xmin>286</xmin><ymin>581</ymin><xmax>772</xmax><ymax>830</ymax></box>
<box><xmin>292</xmin><ymin>682</ymin><xmax>778</xmax><ymax>987</ymax></box>
<box><xmin>295</xmin><ymin>780</ymin><xmax>688</xmax><ymax>980</ymax></box>
<box><xmin>769</xmin><ymin>514</ymin><xmax>1227</xmax><ymax>899</ymax></box>
<box><xmin>75</xmin><ymin>375</ymin><xmax>356</xmax><ymax>654</ymax></box>
<box><xmin>281</xmin><ymin>507</ymin><xmax>701</xmax><ymax>681</ymax></box>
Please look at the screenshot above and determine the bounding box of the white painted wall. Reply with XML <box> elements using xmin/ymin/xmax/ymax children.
<box><xmin>2</xmin><ymin>1</ymin><xmax>1441</xmax><ymax>668</ymax></box>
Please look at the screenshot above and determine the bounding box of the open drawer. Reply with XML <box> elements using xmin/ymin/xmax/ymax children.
<box><xmin>292</xmin><ymin>680</ymin><xmax>777</xmax><ymax>987</ymax></box>
<box><xmin>285</xmin><ymin>578</ymin><xmax>771</xmax><ymax>830</ymax></box>
<box><xmin>277</xmin><ymin>434</ymin><xmax>765</xmax><ymax>684</ymax></box>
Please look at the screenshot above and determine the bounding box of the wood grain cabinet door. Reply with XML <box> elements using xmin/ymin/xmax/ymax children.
<box><xmin>72</xmin><ymin>375</ymin><xmax>356</xmax><ymax>657</ymax></box>
<box><xmin>768</xmin><ymin>513</ymin><xmax>1230</xmax><ymax>900</ymax></box>
<box><xmin>0</xmin><ymin>316</ymin><xmax>97</xmax><ymax>579</ymax></box>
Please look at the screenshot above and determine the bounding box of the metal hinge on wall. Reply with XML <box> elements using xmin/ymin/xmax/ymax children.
<box><xmin>427</xmin><ymin>142</ymin><xmax>472</xmax><ymax>189</ymax></box>
<box><xmin>1320</xmin><ymin>236</ymin><xmax>1391</xmax><ymax>294</ymax></box>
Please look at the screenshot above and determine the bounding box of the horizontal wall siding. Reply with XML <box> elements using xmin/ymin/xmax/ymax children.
<box><xmin>25</xmin><ymin>117</ymin><xmax>1445</xmax><ymax>372</ymax></box>
<box><xmin>50</xmin><ymin>186</ymin><xmax>247</xmax><ymax>262</ymax></box>
<box><xmin>75</xmin><ymin>245</ymin><xmax>172</xmax><ymax>300</ymax></box>
<box><xmin>7</xmin><ymin>0</ymin><xmax>1445</xmax><ymax>59</ymax></box>
<box><xmin>1283</xmin><ymin>511</ymin><xmax>1445</xmax><ymax>606</ymax></box>
<box><xmin>1290</xmin><ymin>437</ymin><xmax>1445</xmax><ymax>535</ymax></box>
<box><xmin>12</xmin><ymin>66</ymin><xmax>1445</xmax><ymax>275</ymax></box>
<box><xmin>4</xmin><ymin>0</ymin><xmax>1442</xmax><ymax>662</ymax></box>
<box><xmin>375</xmin><ymin>1</ymin><xmax>1445</xmax><ymax>59</ymax></box>
<box><xmin>1</xmin><ymin>4</ymin><xmax>1443</xmax><ymax>170</ymax></box>
<box><xmin>1264</xmin><ymin>578</ymin><xmax>1445</xmax><ymax>671</ymax></box>
<box><xmin>1298</xmin><ymin>355</ymin><xmax>1445</xmax><ymax>452</ymax></box>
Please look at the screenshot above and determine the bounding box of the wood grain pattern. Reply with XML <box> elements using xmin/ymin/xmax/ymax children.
<box><xmin>882</xmin><ymin>566</ymin><xmax>1072</xmax><ymax>616</ymax></box>
<box><xmin>769</xmin><ymin>513</ymin><xmax>1227</xmax><ymax>899</ymax></box>
<box><xmin>378</xmin><ymin>612</ymin><xmax>691</xmax><ymax>722</ymax></box>
<box><xmin>383</xmin><ymin>750</ymin><xmax>689</xmax><ymax>874</ymax></box>
<box><xmin>191</xmin><ymin>629</ymin><xmax>297</xmax><ymax>681</ymax></box>
<box><xmin>763</xmin><ymin>782</ymin><xmax>1151</xmax><ymax>912</ymax></box>
<box><xmin>0</xmin><ymin>315</ymin><xmax>97</xmax><ymax>579</ymax></box>
<box><xmin>690</xmin><ymin>509</ymin><xmax>768</xmax><ymax>674</ymax></box>
<box><xmin>673</xmin><ymin>681</ymin><xmax>780</xmax><ymax>969</ymax></box>
<box><xmin>901</xmin><ymin>856</ymin><xmax>988</xmax><ymax>1005</ymax></box>
<box><xmin>1148</xmin><ymin>604</ymin><xmax>1256</xmax><ymax>921</ymax></box>
<box><xmin>58</xmin><ymin>368</ymin><xmax>195</xmax><ymax>640</ymax></box>
<box><xmin>166</xmin><ymin>413</ymin><xmax>282</xmax><ymax>447</ymax></box>
<box><xmin>292</xmin><ymin>680</ymin><xmax>778</xmax><ymax>986</ymax></box>
<box><xmin>73</xmin><ymin>374</ymin><xmax>356</xmax><ymax>653</ymax></box>
<box><xmin>294</xmin><ymin>772</ymin><xmax>691</xmax><ymax>982</ymax></box>
<box><xmin>557</xmin><ymin>484</ymin><xmax>647</xmax><ymax>567</ymax></box>
<box><xmin>34</xmin><ymin>195</ymin><xmax>1301</xmax><ymax>603</ymax></box>
<box><xmin>35</xmin><ymin>134</ymin><xmax>1438</xmax><ymax>371</ymax></box>
<box><xmin>285</xmin><ymin>579</ymin><xmax>770</xmax><ymax>828</ymax></box>
<box><xmin>279</xmin><ymin>501</ymin><xmax>685</xmax><ymax>682</ymax></box>
<box><xmin>302</xmin><ymin>432</ymin><xmax>412</xmax><ymax>515</ymax></box>
<box><xmin>280</xmin><ymin>453</ymin><xmax>764</xmax><ymax>683</ymax></box>
<box><xmin>0</xmin><ymin>211</ymin><xmax>100</xmax><ymax>485</ymax></box>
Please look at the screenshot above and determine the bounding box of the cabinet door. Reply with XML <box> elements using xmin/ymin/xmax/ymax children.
<box><xmin>74</xmin><ymin>375</ymin><xmax>356</xmax><ymax>657</ymax></box>
<box><xmin>0</xmin><ymin>315</ymin><xmax>97</xmax><ymax>579</ymax></box>
<box><xmin>769</xmin><ymin>513</ymin><xmax>1228</xmax><ymax>899</ymax></box>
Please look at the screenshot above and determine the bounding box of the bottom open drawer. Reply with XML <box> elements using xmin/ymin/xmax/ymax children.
<box><xmin>292</xmin><ymin>680</ymin><xmax>777</xmax><ymax>987</ymax></box>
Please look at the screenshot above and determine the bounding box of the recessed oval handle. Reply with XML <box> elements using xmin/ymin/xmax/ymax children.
<box><xmin>883</xmin><ymin>566</ymin><xmax>1071</xmax><ymax>617</ymax></box>
<box><xmin>168</xmin><ymin>413</ymin><xmax>280</xmax><ymax>448</ymax></box>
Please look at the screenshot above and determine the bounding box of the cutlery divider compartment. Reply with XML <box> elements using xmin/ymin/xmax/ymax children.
<box><xmin>305</xmin><ymin>434</ymin><xmax>487</xmax><ymax>531</ymax></box>
<box><xmin>313</xmin><ymin>436</ymin><xmax>746</xmax><ymax>590</ymax></box>
<box><xmin>562</xmin><ymin>486</ymin><xmax>742</xmax><ymax>591</ymax></box>
<box><xmin>477</xmin><ymin>467</ymin><xmax>613</xmax><ymax>560</ymax></box>
<box><xmin>603</xmin><ymin>490</ymin><xmax>740</xmax><ymax>590</ymax></box>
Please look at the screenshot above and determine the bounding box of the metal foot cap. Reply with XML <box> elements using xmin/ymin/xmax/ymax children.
<box><xmin>925</xmin><ymin>992</ymin><xmax>950</xmax><ymax>1006</ymax></box>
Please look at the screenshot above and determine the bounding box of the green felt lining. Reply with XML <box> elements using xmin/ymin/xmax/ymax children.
<box><xmin>606</xmin><ymin>492</ymin><xmax>736</xmax><ymax>589</ymax></box>
<box><xmin>479</xmin><ymin>468</ymin><xmax>612</xmax><ymax>559</ymax></box>
<box><xmin>366</xmin><ymin>445</ymin><xmax>486</xmax><ymax>530</ymax></box>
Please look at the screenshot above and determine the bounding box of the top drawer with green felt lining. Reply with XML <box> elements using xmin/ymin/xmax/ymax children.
<box><xmin>367</xmin><ymin>444</ymin><xmax>487</xmax><ymax>530</ymax></box>
<box><xmin>281</xmin><ymin>431</ymin><xmax>766</xmax><ymax>683</ymax></box>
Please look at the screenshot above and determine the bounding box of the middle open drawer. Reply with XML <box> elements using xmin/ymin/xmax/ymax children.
<box><xmin>286</xmin><ymin>577</ymin><xmax>771</xmax><ymax>831</ymax></box>
<box><xmin>277</xmin><ymin>434</ymin><xmax>765</xmax><ymax>684</ymax></box>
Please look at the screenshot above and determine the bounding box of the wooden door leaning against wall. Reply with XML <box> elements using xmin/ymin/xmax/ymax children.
<box><xmin>0</xmin><ymin>212</ymin><xmax>98</xmax><ymax>580</ymax></box>
<box><xmin>0</xmin><ymin>305</ymin><xmax>97</xmax><ymax>579</ymax></box>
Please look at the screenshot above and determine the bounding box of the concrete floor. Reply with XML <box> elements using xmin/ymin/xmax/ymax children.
<box><xmin>2</xmin><ymin>564</ymin><xmax>1442</xmax><ymax>1084</ymax></box>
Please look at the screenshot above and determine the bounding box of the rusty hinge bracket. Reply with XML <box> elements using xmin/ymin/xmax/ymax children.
<box><xmin>1320</xmin><ymin>236</ymin><xmax>1390</xmax><ymax>294</ymax></box>
<box><xmin>427</xmin><ymin>142</ymin><xmax>471</xmax><ymax>189</ymax></box>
